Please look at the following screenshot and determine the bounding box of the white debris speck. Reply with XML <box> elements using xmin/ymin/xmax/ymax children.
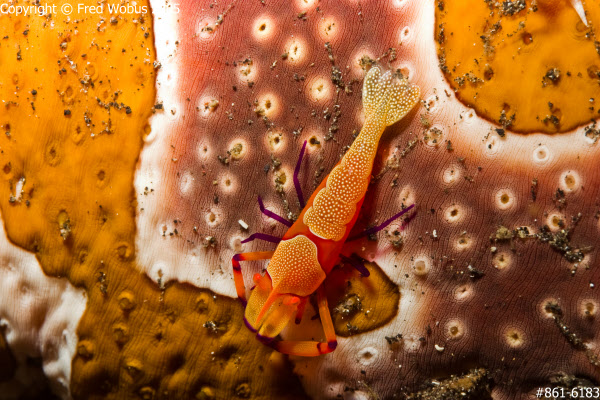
<box><xmin>238</xmin><ymin>219</ymin><xmax>249</xmax><ymax>230</ymax></box>
<box><xmin>434</xmin><ymin>344</ymin><xmax>445</xmax><ymax>352</ymax></box>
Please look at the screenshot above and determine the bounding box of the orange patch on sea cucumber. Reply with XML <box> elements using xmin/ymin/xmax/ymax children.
<box><xmin>437</xmin><ymin>0</ymin><xmax>600</xmax><ymax>133</ymax></box>
<box><xmin>324</xmin><ymin>259</ymin><xmax>399</xmax><ymax>337</ymax></box>
<box><xmin>0</xmin><ymin>4</ymin><xmax>306</xmax><ymax>399</ymax></box>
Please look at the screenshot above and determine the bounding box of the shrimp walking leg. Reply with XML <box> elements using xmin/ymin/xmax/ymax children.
<box><xmin>232</xmin><ymin>251</ymin><xmax>275</xmax><ymax>302</ymax></box>
<box><xmin>339</xmin><ymin>254</ymin><xmax>370</xmax><ymax>277</ymax></box>
<box><xmin>293</xmin><ymin>140</ymin><xmax>308</xmax><ymax>208</ymax></box>
<box><xmin>347</xmin><ymin>203</ymin><xmax>416</xmax><ymax>241</ymax></box>
<box><xmin>257</xmin><ymin>196</ymin><xmax>292</xmax><ymax>227</ymax></box>
<box><xmin>241</xmin><ymin>233</ymin><xmax>282</xmax><ymax>245</ymax></box>
<box><xmin>273</xmin><ymin>287</ymin><xmax>338</xmax><ymax>356</ymax></box>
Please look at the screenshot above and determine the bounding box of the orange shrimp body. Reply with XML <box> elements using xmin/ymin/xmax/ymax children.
<box><xmin>232</xmin><ymin>67</ymin><xmax>420</xmax><ymax>357</ymax></box>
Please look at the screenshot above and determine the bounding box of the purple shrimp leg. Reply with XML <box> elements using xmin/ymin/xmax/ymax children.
<box><xmin>398</xmin><ymin>208</ymin><xmax>417</xmax><ymax>231</ymax></box>
<box><xmin>257</xmin><ymin>196</ymin><xmax>292</xmax><ymax>227</ymax></box>
<box><xmin>242</xmin><ymin>198</ymin><xmax>287</xmax><ymax>245</ymax></box>
<box><xmin>241</xmin><ymin>233</ymin><xmax>282</xmax><ymax>245</ymax></box>
<box><xmin>293</xmin><ymin>140</ymin><xmax>308</xmax><ymax>209</ymax></box>
<box><xmin>347</xmin><ymin>204</ymin><xmax>416</xmax><ymax>242</ymax></box>
<box><xmin>340</xmin><ymin>254</ymin><xmax>370</xmax><ymax>277</ymax></box>
<box><xmin>246</xmin><ymin>141</ymin><xmax>307</xmax><ymax>243</ymax></box>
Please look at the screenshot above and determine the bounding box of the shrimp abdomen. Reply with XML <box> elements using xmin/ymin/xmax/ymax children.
<box><xmin>302</xmin><ymin>67</ymin><xmax>420</xmax><ymax>242</ymax></box>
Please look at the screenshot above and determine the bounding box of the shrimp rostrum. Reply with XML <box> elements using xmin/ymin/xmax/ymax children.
<box><xmin>232</xmin><ymin>66</ymin><xmax>420</xmax><ymax>357</ymax></box>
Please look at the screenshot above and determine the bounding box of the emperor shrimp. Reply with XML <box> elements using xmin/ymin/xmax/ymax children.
<box><xmin>232</xmin><ymin>66</ymin><xmax>420</xmax><ymax>357</ymax></box>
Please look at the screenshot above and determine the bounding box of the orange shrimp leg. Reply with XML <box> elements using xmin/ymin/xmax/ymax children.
<box><xmin>294</xmin><ymin>297</ymin><xmax>308</xmax><ymax>324</ymax></box>
<box><xmin>232</xmin><ymin>251</ymin><xmax>275</xmax><ymax>303</ymax></box>
<box><xmin>273</xmin><ymin>286</ymin><xmax>338</xmax><ymax>356</ymax></box>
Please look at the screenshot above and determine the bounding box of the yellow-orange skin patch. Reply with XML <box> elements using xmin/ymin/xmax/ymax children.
<box><xmin>436</xmin><ymin>0</ymin><xmax>600</xmax><ymax>133</ymax></box>
<box><xmin>0</xmin><ymin>3</ymin><xmax>306</xmax><ymax>399</ymax></box>
<box><xmin>323</xmin><ymin>259</ymin><xmax>400</xmax><ymax>337</ymax></box>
